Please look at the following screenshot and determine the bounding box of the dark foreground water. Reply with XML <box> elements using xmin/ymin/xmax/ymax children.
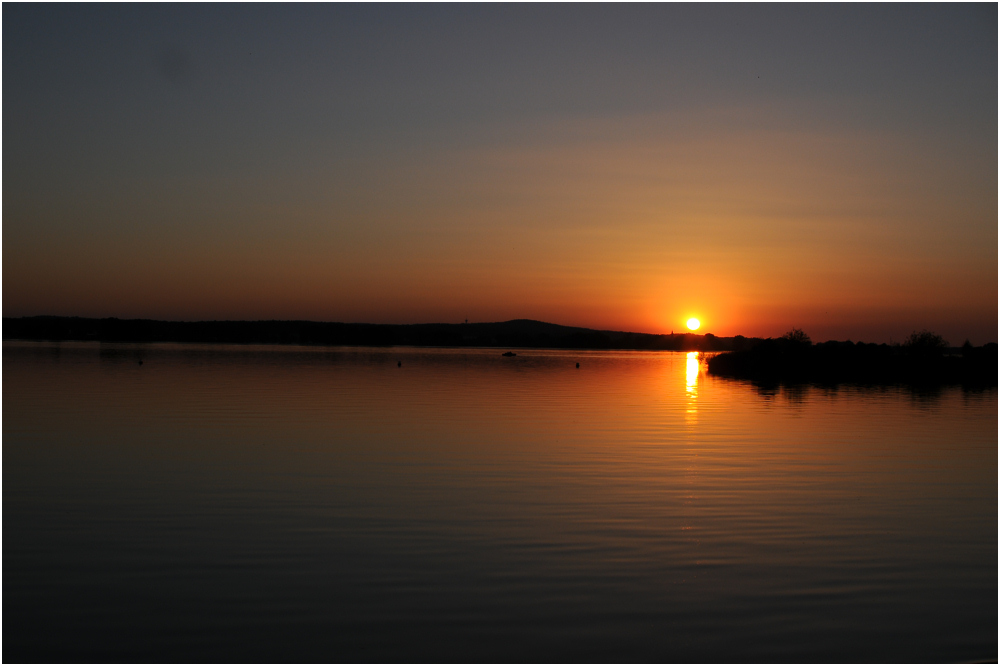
<box><xmin>4</xmin><ymin>342</ymin><xmax>996</xmax><ymax>662</ymax></box>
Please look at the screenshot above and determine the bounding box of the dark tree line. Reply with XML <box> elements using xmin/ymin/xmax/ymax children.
<box><xmin>707</xmin><ymin>328</ymin><xmax>996</xmax><ymax>388</ymax></box>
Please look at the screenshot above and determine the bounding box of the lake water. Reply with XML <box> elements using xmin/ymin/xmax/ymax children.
<box><xmin>4</xmin><ymin>342</ymin><xmax>996</xmax><ymax>662</ymax></box>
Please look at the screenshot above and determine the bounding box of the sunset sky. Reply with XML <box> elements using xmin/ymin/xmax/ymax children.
<box><xmin>4</xmin><ymin>4</ymin><xmax>996</xmax><ymax>343</ymax></box>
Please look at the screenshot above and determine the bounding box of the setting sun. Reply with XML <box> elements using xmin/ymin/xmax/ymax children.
<box><xmin>686</xmin><ymin>318</ymin><xmax>701</xmax><ymax>331</ymax></box>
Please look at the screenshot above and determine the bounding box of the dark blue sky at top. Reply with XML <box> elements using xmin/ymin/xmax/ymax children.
<box><xmin>6</xmin><ymin>4</ymin><xmax>994</xmax><ymax>185</ymax></box>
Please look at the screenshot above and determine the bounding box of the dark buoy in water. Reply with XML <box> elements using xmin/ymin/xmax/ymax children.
<box><xmin>576</xmin><ymin>362</ymin><xmax>580</xmax><ymax>368</ymax></box>
<box><xmin>138</xmin><ymin>359</ymin><xmax>143</xmax><ymax>366</ymax></box>
<box><xmin>397</xmin><ymin>361</ymin><xmax>401</xmax><ymax>367</ymax></box>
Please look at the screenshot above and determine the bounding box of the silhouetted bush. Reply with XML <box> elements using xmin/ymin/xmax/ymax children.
<box><xmin>903</xmin><ymin>330</ymin><xmax>948</xmax><ymax>357</ymax></box>
<box><xmin>781</xmin><ymin>328</ymin><xmax>811</xmax><ymax>346</ymax></box>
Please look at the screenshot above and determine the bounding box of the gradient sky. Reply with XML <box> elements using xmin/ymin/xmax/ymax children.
<box><xmin>4</xmin><ymin>4</ymin><xmax>997</xmax><ymax>343</ymax></box>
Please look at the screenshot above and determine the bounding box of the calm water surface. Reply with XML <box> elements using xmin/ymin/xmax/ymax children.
<box><xmin>4</xmin><ymin>342</ymin><xmax>996</xmax><ymax>662</ymax></box>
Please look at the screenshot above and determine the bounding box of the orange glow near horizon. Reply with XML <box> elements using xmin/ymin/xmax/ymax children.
<box><xmin>2</xmin><ymin>109</ymin><xmax>995</xmax><ymax>345</ymax></box>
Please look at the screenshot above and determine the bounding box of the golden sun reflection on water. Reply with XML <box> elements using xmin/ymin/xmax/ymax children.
<box><xmin>685</xmin><ymin>351</ymin><xmax>699</xmax><ymax>394</ymax></box>
<box><xmin>685</xmin><ymin>351</ymin><xmax>699</xmax><ymax>423</ymax></box>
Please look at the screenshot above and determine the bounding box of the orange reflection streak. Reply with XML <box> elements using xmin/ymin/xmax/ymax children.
<box><xmin>685</xmin><ymin>352</ymin><xmax>699</xmax><ymax>395</ymax></box>
<box><xmin>685</xmin><ymin>351</ymin><xmax>699</xmax><ymax>424</ymax></box>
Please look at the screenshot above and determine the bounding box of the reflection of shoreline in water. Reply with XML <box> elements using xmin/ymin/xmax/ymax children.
<box><xmin>745</xmin><ymin>379</ymin><xmax>997</xmax><ymax>409</ymax></box>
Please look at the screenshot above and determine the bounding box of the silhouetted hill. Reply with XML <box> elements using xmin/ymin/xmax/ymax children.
<box><xmin>707</xmin><ymin>337</ymin><xmax>997</xmax><ymax>388</ymax></box>
<box><xmin>2</xmin><ymin>316</ymin><xmax>743</xmax><ymax>351</ymax></box>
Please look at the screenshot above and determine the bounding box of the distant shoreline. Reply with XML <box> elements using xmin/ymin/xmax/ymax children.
<box><xmin>6</xmin><ymin>316</ymin><xmax>997</xmax><ymax>387</ymax></box>
<box><xmin>3</xmin><ymin>316</ymin><xmax>741</xmax><ymax>352</ymax></box>
<box><xmin>12</xmin><ymin>321</ymin><xmax>989</xmax><ymax>354</ymax></box>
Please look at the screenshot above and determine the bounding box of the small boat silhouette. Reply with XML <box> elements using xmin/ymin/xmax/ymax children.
<box><xmin>501</xmin><ymin>351</ymin><xmax>516</xmax><ymax>357</ymax></box>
